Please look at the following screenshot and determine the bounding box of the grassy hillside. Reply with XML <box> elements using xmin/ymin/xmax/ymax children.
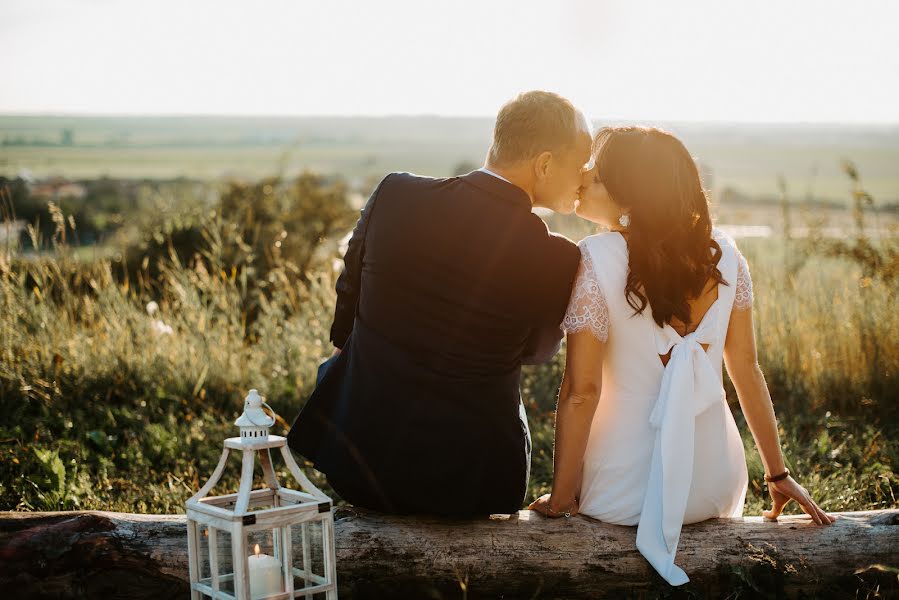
<box><xmin>3</xmin><ymin>115</ymin><xmax>899</xmax><ymax>204</ymax></box>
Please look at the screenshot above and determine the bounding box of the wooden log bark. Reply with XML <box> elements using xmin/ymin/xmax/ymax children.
<box><xmin>1</xmin><ymin>508</ymin><xmax>897</xmax><ymax>599</ymax></box>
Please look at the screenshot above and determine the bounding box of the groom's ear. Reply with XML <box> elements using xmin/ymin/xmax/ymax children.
<box><xmin>534</xmin><ymin>151</ymin><xmax>553</xmax><ymax>180</ymax></box>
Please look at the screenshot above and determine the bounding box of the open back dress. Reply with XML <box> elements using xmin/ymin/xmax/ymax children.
<box><xmin>561</xmin><ymin>228</ymin><xmax>753</xmax><ymax>585</ymax></box>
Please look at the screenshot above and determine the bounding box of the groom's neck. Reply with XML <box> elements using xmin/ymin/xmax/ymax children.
<box><xmin>483</xmin><ymin>162</ymin><xmax>536</xmax><ymax>206</ymax></box>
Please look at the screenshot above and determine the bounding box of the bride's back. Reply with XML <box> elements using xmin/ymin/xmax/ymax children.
<box><xmin>662</xmin><ymin>276</ymin><xmax>719</xmax><ymax>363</ymax></box>
<box><xmin>568</xmin><ymin>227</ymin><xmax>749</xmax><ymax>532</ymax></box>
<box><xmin>570</xmin><ymin>228</ymin><xmax>740</xmax><ymax>402</ymax></box>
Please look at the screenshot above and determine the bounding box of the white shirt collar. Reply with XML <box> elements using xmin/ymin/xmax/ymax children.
<box><xmin>477</xmin><ymin>166</ymin><xmax>513</xmax><ymax>185</ymax></box>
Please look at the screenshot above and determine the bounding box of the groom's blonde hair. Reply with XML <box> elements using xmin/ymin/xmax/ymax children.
<box><xmin>487</xmin><ymin>91</ymin><xmax>580</xmax><ymax>167</ymax></box>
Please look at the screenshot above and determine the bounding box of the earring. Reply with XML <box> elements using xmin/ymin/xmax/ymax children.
<box><xmin>618</xmin><ymin>213</ymin><xmax>630</xmax><ymax>228</ymax></box>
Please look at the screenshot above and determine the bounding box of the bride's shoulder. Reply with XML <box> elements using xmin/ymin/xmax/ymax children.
<box><xmin>712</xmin><ymin>226</ymin><xmax>753</xmax><ymax>267</ymax></box>
<box><xmin>577</xmin><ymin>231</ymin><xmax>626</xmax><ymax>254</ymax></box>
<box><xmin>575</xmin><ymin>232</ymin><xmax>628</xmax><ymax>275</ymax></box>
<box><xmin>711</xmin><ymin>226</ymin><xmax>740</xmax><ymax>251</ymax></box>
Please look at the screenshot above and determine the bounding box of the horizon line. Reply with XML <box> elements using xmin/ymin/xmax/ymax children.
<box><xmin>2</xmin><ymin>111</ymin><xmax>899</xmax><ymax>128</ymax></box>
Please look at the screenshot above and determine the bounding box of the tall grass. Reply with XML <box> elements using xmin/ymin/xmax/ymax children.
<box><xmin>0</xmin><ymin>180</ymin><xmax>346</xmax><ymax>512</ymax></box>
<box><xmin>0</xmin><ymin>174</ymin><xmax>896</xmax><ymax>516</ymax></box>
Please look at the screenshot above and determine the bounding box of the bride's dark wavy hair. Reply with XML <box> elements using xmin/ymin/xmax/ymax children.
<box><xmin>593</xmin><ymin>126</ymin><xmax>727</xmax><ymax>328</ymax></box>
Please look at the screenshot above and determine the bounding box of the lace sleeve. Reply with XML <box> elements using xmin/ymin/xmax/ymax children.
<box><xmin>734</xmin><ymin>249</ymin><xmax>754</xmax><ymax>310</ymax></box>
<box><xmin>561</xmin><ymin>248</ymin><xmax>609</xmax><ymax>342</ymax></box>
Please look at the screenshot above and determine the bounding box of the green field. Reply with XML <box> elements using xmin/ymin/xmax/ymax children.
<box><xmin>3</xmin><ymin>115</ymin><xmax>899</xmax><ymax>205</ymax></box>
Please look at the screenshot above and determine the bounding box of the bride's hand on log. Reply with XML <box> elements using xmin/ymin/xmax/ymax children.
<box><xmin>763</xmin><ymin>476</ymin><xmax>836</xmax><ymax>524</ymax></box>
<box><xmin>528</xmin><ymin>493</ymin><xmax>579</xmax><ymax>518</ymax></box>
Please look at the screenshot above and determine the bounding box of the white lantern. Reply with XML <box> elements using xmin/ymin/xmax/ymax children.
<box><xmin>186</xmin><ymin>389</ymin><xmax>338</xmax><ymax>599</ymax></box>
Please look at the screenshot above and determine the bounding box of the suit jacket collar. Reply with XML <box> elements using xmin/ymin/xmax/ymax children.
<box><xmin>461</xmin><ymin>169</ymin><xmax>533</xmax><ymax>211</ymax></box>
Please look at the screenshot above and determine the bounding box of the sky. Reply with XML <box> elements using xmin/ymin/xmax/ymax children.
<box><xmin>2</xmin><ymin>0</ymin><xmax>898</xmax><ymax>123</ymax></box>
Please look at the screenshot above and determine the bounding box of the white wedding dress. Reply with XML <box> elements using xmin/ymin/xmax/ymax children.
<box><xmin>561</xmin><ymin>228</ymin><xmax>752</xmax><ymax>586</ymax></box>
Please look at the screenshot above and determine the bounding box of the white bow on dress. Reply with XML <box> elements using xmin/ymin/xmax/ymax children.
<box><xmin>635</xmin><ymin>302</ymin><xmax>725</xmax><ymax>585</ymax></box>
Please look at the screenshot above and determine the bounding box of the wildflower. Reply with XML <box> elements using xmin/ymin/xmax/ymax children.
<box><xmin>146</xmin><ymin>301</ymin><xmax>159</xmax><ymax>316</ymax></box>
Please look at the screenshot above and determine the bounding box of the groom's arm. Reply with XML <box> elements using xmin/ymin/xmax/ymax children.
<box><xmin>522</xmin><ymin>322</ymin><xmax>564</xmax><ymax>365</ymax></box>
<box><xmin>329</xmin><ymin>175</ymin><xmax>391</xmax><ymax>349</ymax></box>
<box><xmin>521</xmin><ymin>233</ymin><xmax>581</xmax><ymax>365</ymax></box>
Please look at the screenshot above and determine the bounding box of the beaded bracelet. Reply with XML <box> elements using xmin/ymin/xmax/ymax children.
<box><xmin>764</xmin><ymin>468</ymin><xmax>790</xmax><ymax>483</ymax></box>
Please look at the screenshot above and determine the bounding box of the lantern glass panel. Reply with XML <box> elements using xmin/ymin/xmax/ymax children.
<box><xmin>197</xmin><ymin>523</ymin><xmax>211</xmax><ymax>582</ymax></box>
<box><xmin>217</xmin><ymin>528</ymin><xmax>235</xmax><ymax>596</ymax></box>
<box><xmin>290</xmin><ymin>519</ymin><xmax>326</xmax><ymax>592</ymax></box>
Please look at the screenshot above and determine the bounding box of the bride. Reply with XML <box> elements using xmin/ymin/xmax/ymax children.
<box><xmin>528</xmin><ymin>126</ymin><xmax>835</xmax><ymax>585</ymax></box>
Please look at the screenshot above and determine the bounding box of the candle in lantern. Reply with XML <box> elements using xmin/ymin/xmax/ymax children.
<box><xmin>248</xmin><ymin>543</ymin><xmax>283</xmax><ymax>599</ymax></box>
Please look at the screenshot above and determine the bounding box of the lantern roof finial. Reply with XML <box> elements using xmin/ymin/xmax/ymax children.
<box><xmin>235</xmin><ymin>388</ymin><xmax>275</xmax><ymax>432</ymax></box>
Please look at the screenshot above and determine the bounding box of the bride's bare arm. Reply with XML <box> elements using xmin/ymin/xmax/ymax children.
<box><xmin>545</xmin><ymin>329</ymin><xmax>607</xmax><ymax>513</ymax></box>
<box><xmin>723</xmin><ymin>305</ymin><xmax>835</xmax><ymax>524</ymax></box>
<box><xmin>530</xmin><ymin>243</ymin><xmax>608</xmax><ymax>518</ymax></box>
<box><xmin>723</xmin><ymin>307</ymin><xmax>786</xmax><ymax>477</ymax></box>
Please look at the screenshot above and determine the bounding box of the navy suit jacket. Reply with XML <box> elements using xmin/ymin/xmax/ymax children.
<box><xmin>287</xmin><ymin>170</ymin><xmax>581</xmax><ymax>516</ymax></box>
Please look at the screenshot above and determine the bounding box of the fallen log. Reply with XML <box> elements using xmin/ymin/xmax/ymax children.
<box><xmin>0</xmin><ymin>508</ymin><xmax>896</xmax><ymax>599</ymax></box>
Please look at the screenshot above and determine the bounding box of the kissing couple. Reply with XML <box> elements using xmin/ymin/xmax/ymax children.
<box><xmin>286</xmin><ymin>90</ymin><xmax>834</xmax><ymax>585</ymax></box>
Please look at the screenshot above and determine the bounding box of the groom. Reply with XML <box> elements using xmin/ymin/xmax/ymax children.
<box><xmin>287</xmin><ymin>90</ymin><xmax>593</xmax><ymax>516</ymax></box>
